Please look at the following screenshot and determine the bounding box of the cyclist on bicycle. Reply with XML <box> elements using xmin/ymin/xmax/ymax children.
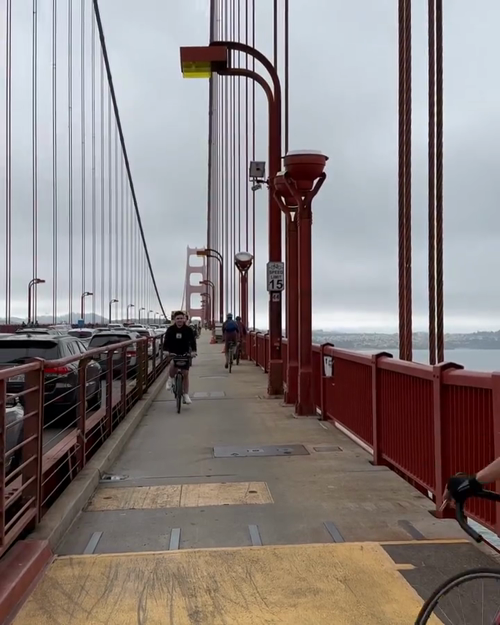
<box><xmin>442</xmin><ymin>457</ymin><xmax>500</xmax><ymax>508</ymax></box>
<box><xmin>164</xmin><ymin>311</ymin><xmax>197</xmax><ymax>404</ymax></box>
<box><xmin>222</xmin><ymin>313</ymin><xmax>239</xmax><ymax>369</ymax></box>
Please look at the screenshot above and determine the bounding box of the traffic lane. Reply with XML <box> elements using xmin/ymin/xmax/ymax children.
<box><xmin>42</xmin><ymin>360</ymin><xmax>159</xmax><ymax>453</ymax></box>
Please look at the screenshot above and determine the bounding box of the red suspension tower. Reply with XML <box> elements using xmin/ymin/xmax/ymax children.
<box><xmin>182</xmin><ymin>246</ymin><xmax>207</xmax><ymax>321</ymax></box>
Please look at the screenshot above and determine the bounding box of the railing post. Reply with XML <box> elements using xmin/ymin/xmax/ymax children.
<box><xmin>77</xmin><ymin>359</ymin><xmax>88</xmax><ymax>469</ymax></box>
<box><xmin>121</xmin><ymin>346</ymin><xmax>128</xmax><ymax>421</ymax></box>
<box><xmin>24</xmin><ymin>365</ymin><xmax>44</xmax><ymax>523</ymax></box>
<box><xmin>371</xmin><ymin>352</ymin><xmax>392</xmax><ymax>465</ymax></box>
<box><xmin>432</xmin><ymin>362</ymin><xmax>463</xmax><ymax>514</ymax></box>
<box><xmin>136</xmin><ymin>340</ymin><xmax>146</xmax><ymax>399</ymax></box>
<box><xmin>319</xmin><ymin>343</ymin><xmax>334</xmax><ymax>420</ymax></box>
<box><xmin>152</xmin><ymin>337</ymin><xmax>157</xmax><ymax>380</ymax></box>
<box><xmin>106</xmin><ymin>350</ymin><xmax>113</xmax><ymax>435</ymax></box>
<box><xmin>491</xmin><ymin>372</ymin><xmax>500</xmax><ymax>534</ymax></box>
<box><xmin>0</xmin><ymin>378</ymin><xmax>5</xmax><ymax>547</ymax></box>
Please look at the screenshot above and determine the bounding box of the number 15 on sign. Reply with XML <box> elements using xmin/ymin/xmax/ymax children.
<box><xmin>267</xmin><ymin>261</ymin><xmax>284</xmax><ymax>292</ymax></box>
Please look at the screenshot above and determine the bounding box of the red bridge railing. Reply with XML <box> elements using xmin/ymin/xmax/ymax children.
<box><xmin>247</xmin><ymin>331</ymin><xmax>500</xmax><ymax>535</ymax></box>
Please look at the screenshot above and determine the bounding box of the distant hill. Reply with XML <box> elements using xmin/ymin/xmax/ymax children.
<box><xmin>0</xmin><ymin>312</ymin><xmax>141</xmax><ymax>325</ymax></box>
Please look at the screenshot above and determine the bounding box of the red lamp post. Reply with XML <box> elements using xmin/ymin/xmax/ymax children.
<box><xmin>274</xmin><ymin>151</ymin><xmax>328</xmax><ymax>416</ymax></box>
<box><xmin>200</xmin><ymin>279</ymin><xmax>215</xmax><ymax>329</ymax></box>
<box><xmin>180</xmin><ymin>42</ymin><xmax>284</xmax><ymax>396</ymax></box>
<box><xmin>197</xmin><ymin>248</ymin><xmax>223</xmax><ymax>322</ymax></box>
<box><xmin>272</xmin><ymin>172</ymin><xmax>298</xmax><ymax>405</ymax></box>
<box><xmin>234</xmin><ymin>252</ymin><xmax>253</xmax><ymax>360</ymax></box>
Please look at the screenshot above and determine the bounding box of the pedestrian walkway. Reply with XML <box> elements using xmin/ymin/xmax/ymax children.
<box><xmin>12</xmin><ymin>333</ymin><xmax>500</xmax><ymax>624</ymax></box>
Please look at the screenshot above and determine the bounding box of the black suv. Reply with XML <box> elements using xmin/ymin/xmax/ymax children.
<box><xmin>0</xmin><ymin>334</ymin><xmax>102</xmax><ymax>425</ymax></box>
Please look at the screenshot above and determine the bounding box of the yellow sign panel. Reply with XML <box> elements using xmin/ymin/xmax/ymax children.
<box><xmin>181</xmin><ymin>61</ymin><xmax>212</xmax><ymax>79</ymax></box>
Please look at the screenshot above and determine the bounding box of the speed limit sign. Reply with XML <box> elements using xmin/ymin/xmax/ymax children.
<box><xmin>266</xmin><ymin>262</ymin><xmax>284</xmax><ymax>292</ymax></box>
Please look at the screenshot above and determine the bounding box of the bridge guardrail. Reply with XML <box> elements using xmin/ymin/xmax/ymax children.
<box><xmin>247</xmin><ymin>331</ymin><xmax>500</xmax><ymax>536</ymax></box>
<box><xmin>0</xmin><ymin>334</ymin><xmax>167</xmax><ymax>558</ymax></box>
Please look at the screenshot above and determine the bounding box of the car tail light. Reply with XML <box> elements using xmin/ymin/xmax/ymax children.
<box><xmin>127</xmin><ymin>350</ymin><xmax>136</xmax><ymax>356</ymax></box>
<box><xmin>45</xmin><ymin>365</ymin><xmax>70</xmax><ymax>374</ymax></box>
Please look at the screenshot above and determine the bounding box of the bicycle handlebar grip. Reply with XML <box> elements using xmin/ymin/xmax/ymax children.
<box><xmin>455</xmin><ymin>501</ymin><xmax>483</xmax><ymax>543</ymax></box>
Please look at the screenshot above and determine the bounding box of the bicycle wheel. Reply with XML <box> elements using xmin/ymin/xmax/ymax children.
<box><xmin>228</xmin><ymin>347</ymin><xmax>233</xmax><ymax>373</ymax></box>
<box><xmin>415</xmin><ymin>567</ymin><xmax>500</xmax><ymax>624</ymax></box>
<box><xmin>175</xmin><ymin>373</ymin><xmax>182</xmax><ymax>414</ymax></box>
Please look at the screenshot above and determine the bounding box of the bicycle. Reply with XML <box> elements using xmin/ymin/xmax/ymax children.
<box><xmin>227</xmin><ymin>341</ymin><xmax>235</xmax><ymax>373</ymax></box>
<box><xmin>415</xmin><ymin>488</ymin><xmax>500</xmax><ymax>624</ymax></box>
<box><xmin>170</xmin><ymin>353</ymin><xmax>192</xmax><ymax>414</ymax></box>
<box><xmin>234</xmin><ymin>340</ymin><xmax>242</xmax><ymax>366</ymax></box>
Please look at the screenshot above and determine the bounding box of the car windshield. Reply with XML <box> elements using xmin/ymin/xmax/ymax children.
<box><xmin>0</xmin><ymin>340</ymin><xmax>60</xmax><ymax>363</ymax></box>
<box><xmin>89</xmin><ymin>334</ymin><xmax>131</xmax><ymax>348</ymax></box>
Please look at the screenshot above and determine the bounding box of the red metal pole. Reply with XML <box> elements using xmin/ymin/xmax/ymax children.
<box><xmin>215</xmin><ymin>43</ymin><xmax>283</xmax><ymax>396</ymax></box>
<box><xmin>296</xmin><ymin>204</ymin><xmax>313</xmax><ymax>415</ymax></box>
<box><xmin>219</xmin><ymin>260</ymin><xmax>224</xmax><ymax>321</ymax></box>
<box><xmin>240</xmin><ymin>271</ymin><xmax>248</xmax><ymax>359</ymax></box>
<box><xmin>285</xmin><ymin>214</ymin><xmax>298</xmax><ymax>405</ymax></box>
<box><xmin>27</xmin><ymin>281</ymin><xmax>33</xmax><ymax>325</ymax></box>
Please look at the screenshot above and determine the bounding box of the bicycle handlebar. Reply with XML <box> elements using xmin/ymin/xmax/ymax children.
<box><xmin>454</xmin><ymin>488</ymin><xmax>500</xmax><ymax>543</ymax></box>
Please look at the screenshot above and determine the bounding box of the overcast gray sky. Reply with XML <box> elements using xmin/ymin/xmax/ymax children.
<box><xmin>1</xmin><ymin>1</ymin><xmax>500</xmax><ymax>331</ymax></box>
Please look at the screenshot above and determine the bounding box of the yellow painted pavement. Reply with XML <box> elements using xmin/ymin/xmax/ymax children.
<box><xmin>87</xmin><ymin>481</ymin><xmax>274</xmax><ymax>511</ymax></box>
<box><xmin>13</xmin><ymin>543</ymin><xmax>441</xmax><ymax>625</ymax></box>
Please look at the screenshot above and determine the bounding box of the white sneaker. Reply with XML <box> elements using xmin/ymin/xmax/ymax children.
<box><xmin>166</xmin><ymin>378</ymin><xmax>173</xmax><ymax>391</ymax></box>
<box><xmin>183</xmin><ymin>394</ymin><xmax>192</xmax><ymax>405</ymax></box>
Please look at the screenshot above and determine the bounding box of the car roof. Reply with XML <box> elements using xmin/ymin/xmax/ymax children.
<box><xmin>0</xmin><ymin>333</ymin><xmax>70</xmax><ymax>342</ymax></box>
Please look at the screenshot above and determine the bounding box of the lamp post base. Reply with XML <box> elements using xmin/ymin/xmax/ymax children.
<box><xmin>284</xmin><ymin>361</ymin><xmax>298</xmax><ymax>405</ymax></box>
<box><xmin>295</xmin><ymin>367</ymin><xmax>315</xmax><ymax>416</ymax></box>
<box><xmin>267</xmin><ymin>359</ymin><xmax>284</xmax><ymax>396</ymax></box>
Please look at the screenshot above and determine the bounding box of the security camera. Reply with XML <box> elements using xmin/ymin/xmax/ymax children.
<box><xmin>249</xmin><ymin>161</ymin><xmax>266</xmax><ymax>179</ymax></box>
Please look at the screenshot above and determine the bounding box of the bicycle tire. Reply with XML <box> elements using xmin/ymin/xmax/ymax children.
<box><xmin>415</xmin><ymin>567</ymin><xmax>500</xmax><ymax>624</ymax></box>
<box><xmin>228</xmin><ymin>348</ymin><xmax>233</xmax><ymax>373</ymax></box>
<box><xmin>175</xmin><ymin>373</ymin><xmax>182</xmax><ymax>414</ymax></box>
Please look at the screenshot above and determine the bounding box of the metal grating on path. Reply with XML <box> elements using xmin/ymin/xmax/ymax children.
<box><xmin>213</xmin><ymin>444</ymin><xmax>310</xmax><ymax>458</ymax></box>
<box><xmin>193</xmin><ymin>391</ymin><xmax>226</xmax><ymax>399</ymax></box>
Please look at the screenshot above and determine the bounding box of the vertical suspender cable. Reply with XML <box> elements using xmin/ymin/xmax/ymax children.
<box><xmin>397</xmin><ymin>0</ymin><xmax>406</xmax><ymax>360</ymax></box>
<box><xmin>32</xmin><ymin>0</ymin><xmax>39</xmax><ymax>320</ymax></box>
<box><xmin>5</xmin><ymin>0</ymin><xmax>12</xmax><ymax>323</ymax></box>
<box><xmin>108</xmin><ymin>91</ymin><xmax>112</xmax><ymax>305</ymax></box>
<box><xmin>427</xmin><ymin>0</ymin><xmax>436</xmax><ymax>365</ymax></box>
<box><xmin>251</xmin><ymin>0</ymin><xmax>256</xmax><ymax>329</ymax></box>
<box><xmin>114</xmin><ymin>123</ymin><xmax>118</xmax><ymax>307</ymax></box>
<box><xmin>284</xmin><ymin>0</ymin><xmax>289</xmax><ymax>155</ymax></box>
<box><xmin>91</xmin><ymin>9</ymin><xmax>97</xmax><ymax>323</ymax></box>
<box><xmin>81</xmin><ymin>0</ymin><xmax>86</xmax><ymax>299</ymax></box>
<box><xmin>68</xmin><ymin>0</ymin><xmax>74</xmax><ymax>322</ymax></box>
<box><xmin>245</xmin><ymin>0</ymin><xmax>249</xmax><ymax>253</ymax></box>
<box><xmin>100</xmin><ymin>51</ymin><xmax>105</xmax><ymax>320</ymax></box>
<box><xmin>120</xmin><ymin>157</ymin><xmax>124</xmax><ymax>311</ymax></box>
<box><xmin>52</xmin><ymin>0</ymin><xmax>58</xmax><ymax>323</ymax></box>
<box><xmin>435</xmin><ymin>0</ymin><xmax>444</xmax><ymax>363</ymax></box>
<box><xmin>403</xmin><ymin>0</ymin><xmax>413</xmax><ymax>362</ymax></box>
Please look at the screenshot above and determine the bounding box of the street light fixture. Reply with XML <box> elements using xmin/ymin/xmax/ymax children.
<box><xmin>80</xmin><ymin>291</ymin><xmax>93</xmax><ymax>324</ymax></box>
<box><xmin>109</xmin><ymin>298</ymin><xmax>119</xmax><ymax>324</ymax></box>
<box><xmin>126</xmin><ymin>304</ymin><xmax>135</xmax><ymax>323</ymax></box>
<box><xmin>196</xmin><ymin>248</ymin><xmax>223</xmax><ymax>322</ymax></box>
<box><xmin>147</xmin><ymin>309</ymin><xmax>154</xmax><ymax>325</ymax></box>
<box><xmin>180</xmin><ymin>41</ymin><xmax>284</xmax><ymax>395</ymax></box>
<box><xmin>139</xmin><ymin>307</ymin><xmax>145</xmax><ymax>324</ymax></box>
<box><xmin>27</xmin><ymin>278</ymin><xmax>46</xmax><ymax>325</ymax></box>
<box><xmin>200</xmin><ymin>279</ymin><xmax>215</xmax><ymax>329</ymax></box>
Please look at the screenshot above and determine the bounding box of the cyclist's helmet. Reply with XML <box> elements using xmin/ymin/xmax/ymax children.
<box><xmin>226</xmin><ymin>313</ymin><xmax>233</xmax><ymax>320</ymax></box>
<box><xmin>236</xmin><ymin>316</ymin><xmax>241</xmax><ymax>321</ymax></box>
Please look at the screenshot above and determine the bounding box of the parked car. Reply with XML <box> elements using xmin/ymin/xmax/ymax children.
<box><xmin>5</xmin><ymin>395</ymin><xmax>24</xmax><ymax>475</ymax></box>
<box><xmin>87</xmin><ymin>331</ymin><xmax>141</xmax><ymax>379</ymax></box>
<box><xmin>0</xmin><ymin>334</ymin><xmax>102</xmax><ymax>424</ymax></box>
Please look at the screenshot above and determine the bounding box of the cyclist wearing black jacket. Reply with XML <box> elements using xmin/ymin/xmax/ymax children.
<box><xmin>164</xmin><ymin>311</ymin><xmax>197</xmax><ymax>404</ymax></box>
